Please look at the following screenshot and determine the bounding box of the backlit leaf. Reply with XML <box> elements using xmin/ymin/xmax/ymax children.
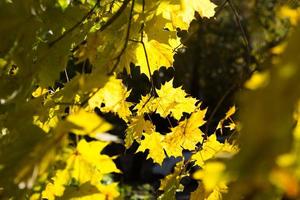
<box><xmin>154</xmin><ymin>79</ymin><xmax>197</xmax><ymax>120</ymax></box>
<box><xmin>137</xmin><ymin>131</ymin><xmax>166</xmax><ymax>165</ymax></box>
<box><xmin>125</xmin><ymin>115</ymin><xmax>155</xmax><ymax>148</ymax></box>
<box><xmin>88</xmin><ymin>75</ymin><xmax>132</xmax><ymax>121</ymax></box>
<box><xmin>67</xmin><ymin>109</ymin><xmax>112</xmax><ymax>138</ymax></box>
<box><xmin>135</xmin><ymin>38</ymin><xmax>174</xmax><ymax>78</ymax></box>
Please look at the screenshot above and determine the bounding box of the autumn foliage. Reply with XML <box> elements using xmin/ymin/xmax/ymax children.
<box><xmin>0</xmin><ymin>0</ymin><xmax>300</xmax><ymax>200</ymax></box>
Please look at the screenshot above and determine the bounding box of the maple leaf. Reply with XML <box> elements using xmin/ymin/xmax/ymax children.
<box><xmin>137</xmin><ymin>131</ymin><xmax>166</xmax><ymax>165</ymax></box>
<box><xmin>155</xmin><ymin>79</ymin><xmax>197</xmax><ymax>120</ymax></box>
<box><xmin>33</xmin><ymin>105</ymin><xmax>60</xmax><ymax>133</ymax></box>
<box><xmin>225</xmin><ymin>122</ymin><xmax>236</xmax><ymax>131</ymax></box>
<box><xmin>192</xmin><ymin>0</ymin><xmax>217</xmax><ymax>18</ymax></box>
<box><xmin>157</xmin><ymin>0</ymin><xmax>217</xmax><ymax>30</ymax></box>
<box><xmin>67</xmin><ymin>109</ymin><xmax>112</xmax><ymax>138</ymax></box>
<box><xmin>42</xmin><ymin>170</ymin><xmax>70</xmax><ymax>200</ymax></box>
<box><xmin>88</xmin><ymin>75</ymin><xmax>132</xmax><ymax>121</ymax></box>
<box><xmin>162</xmin><ymin>133</ymin><xmax>183</xmax><ymax>158</ymax></box>
<box><xmin>225</xmin><ymin>106</ymin><xmax>236</xmax><ymax>119</ymax></box>
<box><xmin>193</xmin><ymin>161</ymin><xmax>229</xmax><ymax>199</ymax></box>
<box><xmin>133</xmin><ymin>94</ymin><xmax>157</xmax><ymax>115</ymax></box>
<box><xmin>125</xmin><ymin>115</ymin><xmax>155</xmax><ymax>148</ymax></box>
<box><xmin>163</xmin><ymin>109</ymin><xmax>206</xmax><ymax>157</ymax></box>
<box><xmin>217</xmin><ymin>106</ymin><xmax>237</xmax><ymax>132</ymax></box>
<box><xmin>42</xmin><ymin>140</ymin><xmax>120</xmax><ymax>199</ymax></box>
<box><xmin>135</xmin><ymin>38</ymin><xmax>174</xmax><ymax>78</ymax></box>
<box><xmin>190</xmin><ymin>170</ymin><xmax>228</xmax><ymax>200</ymax></box>
<box><xmin>192</xmin><ymin>134</ymin><xmax>239</xmax><ymax>167</ymax></box>
<box><xmin>158</xmin><ymin>161</ymin><xmax>184</xmax><ymax>200</ymax></box>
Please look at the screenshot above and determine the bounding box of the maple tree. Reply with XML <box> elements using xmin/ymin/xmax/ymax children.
<box><xmin>0</xmin><ymin>0</ymin><xmax>300</xmax><ymax>200</ymax></box>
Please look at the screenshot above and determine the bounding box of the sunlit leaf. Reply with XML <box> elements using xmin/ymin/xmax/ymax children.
<box><xmin>88</xmin><ymin>75</ymin><xmax>132</xmax><ymax>121</ymax></box>
<box><xmin>154</xmin><ymin>79</ymin><xmax>197</xmax><ymax>120</ymax></box>
<box><xmin>125</xmin><ymin>115</ymin><xmax>155</xmax><ymax>148</ymax></box>
<box><xmin>158</xmin><ymin>161</ymin><xmax>184</xmax><ymax>200</ymax></box>
<box><xmin>67</xmin><ymin>109</ymin><xmax>112</xmax><ymax>138</ymax></box>
<box><xmin>137</xmin><ymin>131</ymin><xmax>166</xmax><ymax>165</ymax></box>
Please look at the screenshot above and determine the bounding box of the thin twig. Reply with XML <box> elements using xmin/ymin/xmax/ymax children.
<box><xmin>204</xmin><ymin>83</ymin><xmax>237</xmax><ymax>138</ymax></box>
<box><xmin>54</xmin><ymin>101</ymin><xmax>82</xmax><ymax>106</ymax></box>
<box><xmin>72</xmin><ymin>0</ymin><xmax>132</xmax><ymax>107</ymax></box>
<box><xmin>108</xmin><ymin>0</ymin><xmax>135</xmax><ymax>75</ymax></box>
<box><xmin>49</xmin><ymin>0</ymin><xmax>101</xmax><ymax>47</ymax></box>
<box><xmin>70</xmin><ymin>0</ymin><xmax>131</xmax><ymax>53</ymax></box>
<box><xmin>214</xmin><ymin>0</ymin><xmax>228</xmax><ymax>18</ymax></box>
<box><xmin>138</xmin><ymin>0</ymin><xmax>155</xmax><ymax>94</ymax></box>
<box><xmin>99</xmin><ymin>0</ymin><xmax>131</xmax><ymax>32</ymax></box>
<box><xmin>64</xmin><ymin>69</ymin><xmax>70</xmax><ymax>82</ymax></box>
<box><xmin>227</xmin><ymin>0</ymin><xmax>251</xmax><ymax>55</ymax></box>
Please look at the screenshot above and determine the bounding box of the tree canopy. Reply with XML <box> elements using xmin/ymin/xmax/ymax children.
<box><xmin>0</xmin><ymin>0</ymin><xmax>300</xmax><ymax>199</ymax></box>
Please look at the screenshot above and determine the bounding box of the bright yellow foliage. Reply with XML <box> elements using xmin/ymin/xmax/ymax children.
<box><xmin>217</xmin><ymin>106</ymin><xmax>236</xmax><ymax>132</ymax></box>
<box><xmin>135</xmin><ymin>38</ymin><xmax>174</xmax><ymax>78</ymax></box>
<box><xmin>193</xmin><ymin>161</ymin><xmax>228</xmax><ymax>200</ymax></box>
<box><xmin>192</xmin><ymin>134</ymin><xmax>238</xmax><ymax>167</ymax></box>
<box><xmin>134</xmin><ymin>94</ymin><xmax>157</xmax><ymax>115</ymax></box>
<box><xmin>155</xmin><ymin>79</ymin><xmax>197</xmax><ymax>120</ymax></box>
<box><xmin>137</xmin><ymin>131</ymin><xmax>166</xmax><ymax>165</ymax></box>
<box><xmin>157</xmin><ymin>0</ymin><xmax>217</xmax><ymax>30</ymax></box>
<box><xmin>164</xmin><ymin>109</ymin><xmax>206</xmax><ymax>157</ymax></box>
<box><xmin>33</xmin><ymin>107</ymin><xmax>59</xmax><ymax>133</ymax></box>
<box><xmin>32</xmin><ymin>87</ymin><xmax>48</xmax><ymax>97</ymax></box>
<box><xmin>67</xmin><ymin>109</ymin><xmax>112</xmax><ymax>138</ymax></box>
<box><xmin>158</xmin><ymin>161</ymin><xmax>184</xmax><ymax>199</ymax></box>
<box><xmin>88</xmin><ymin>75</ymin><xmax>132</xmax><ymax>121</ymax></box>
<box><xmin>42</xmin><ymin>140</ymin><xmax>120</xmax><ymax>199</ymax></box>
<box><xmin>244</xmin><ymin>71</ymin><xmax>270</xmax><ymax>90</ymax></box>
<box><xmin>279</xmin><ymin>6</ymin><xmax>300</xmax><ymax>26</ymax></box>
<box><xmin>125</xmin><ymin>115</ymin><xmax>155</xmax><ymax>148</ymax></box>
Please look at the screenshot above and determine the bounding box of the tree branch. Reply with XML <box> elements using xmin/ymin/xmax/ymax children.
<box><xmin>49</xmin><ymin>0</ymin><xmax>101</xmax><ymax>47</ymax></box>
<box><xmin>108</xmin><ymin>0</ymin><xmax>135</xmax><ymax>75</ymax></box>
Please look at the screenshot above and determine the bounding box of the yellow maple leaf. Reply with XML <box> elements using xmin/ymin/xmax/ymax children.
<box><xmin>33</xmin><ymin>106</ymin><xmax>59</xmax><ymax>133</ymax></box>
<box><xmin>134</xmin><ymin>94</ymin><xmax>157</xmax><ymax>115</ymax></box>
<box><xmin>193</xmin><ymin>161</ymin><xmax>227</xmax><ymax>190</ymax></box>
<box><xmin>67</xmin><ymin>109</ymin><xmax>112</xmax><ymax>138</ymax></box>
<box><xmin>155</xmin><ymin>79</ymin><xmax>197</xmax><ymax>120</ymax></box>
<box><xmin>75</xmin><ymin>140</ymin><xmax>120</xmax><ymax>176</ymax></box>
<box><xmin>163</xmin><ymin>109</ymin><xmax>206</xmax><ymax>157</ymax></box>
<box><xmin>157</xmin><ymin>0</ymin><xmax>217</xmax><ymax>30</ymax></box>
<box><xmin>158</xmin><ymin>161</ymin><xmax>184</xmax><ymax>199</ymax></box>
<box><xmin>88</xmin><ymin>75</ymin><xmax>132</xmax><ymax>121</ymax></box>
<box><xmin>193</xmin><ymin>161</ymin><xmax>228</xmax><ymax>199</ymax></box>
<box><xmin>225</xmin><ymin>122</ymin><xmax>236</xmax><ymax>131</ymax></box>
<box><xmin>192</xmin><ymin>134</ymin><xmax>238</xmax><ymax>167</ymax></box>
<box><xmin>135</xmin><ymin>38</ymin><xmax>174</xmax><ymax>78</ymax></box>
<box><xmin>162</xmin><ymin>132</ymin><xmax>183</xmax><ymax>158</ymax></box>
<box><xmin>125</xmin><ymin>115</ymin><xmax>155</xmax><ymax>148</ymax></box>
<box><xmin>137</xmin><ymin>131</ymin><xmax>166</xmax><ymax>165</ymax></box>
<box><xmin>42</xmin><ymin>139</ymin><xmax>120</xmax><ymax>199</ymax></box>
<box><xmin>96</xmin><ymin>183</ymin><xmax>120</xmax><ymax>200</ymax></box>
<box><xmin>43</xmin><ymin>149</ymin><xmax>120</xmax><ymax>200</ymax></box>
<box><xmin>217</xmin><ymin>105</ymin><xmax>236</xmax><ymax>131</ymax></box>
<box><xmin>42</xmin><ymin>170</ymin><xmax>70</xmax><ymax>200</ymax></box>
<box><xmin>225</xmin><ymin>106</ymin><xmax>236</xmax><ymax>119</ymax></box>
